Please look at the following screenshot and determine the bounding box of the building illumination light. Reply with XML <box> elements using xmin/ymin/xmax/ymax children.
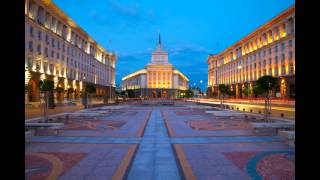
<box><xmin>40</xmin><ymin>74</ymin><xmax>46</xmax><ymax>81</ymax></box>
<box><xmin>25</xmin><ymin>70</ymin><xmax>31</xmax><ymax>85</ymax></box>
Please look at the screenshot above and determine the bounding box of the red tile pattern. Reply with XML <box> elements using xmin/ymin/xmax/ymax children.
<box><xmin>256</xmin><ymin>154</ymin><xmax>295</xmax><ymax>180</ymax></box>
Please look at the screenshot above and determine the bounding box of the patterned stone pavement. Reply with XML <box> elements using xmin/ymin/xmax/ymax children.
<box><xmin>26</xmin><ymin>104</ymin><xmax>295</xmax><ymax>180</ymax></box>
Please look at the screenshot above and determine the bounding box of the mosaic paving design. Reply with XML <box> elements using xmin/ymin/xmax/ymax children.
<box><xmin>57</xmin><ymin>109</ymin><xmax>152</xmax><ymax>137</ymax></box>
<box><xmin>25</xmin><ymin>152</ymin><xmax>86</xmax><ymax>180</ymax></box>
<box><xmin>175</xmin><ymin>111</ymin><xmax>208</xmax><ymax>116</ymax></box>
<box><xmin>185</xmin><ymin>119</ymin><xmax>252</xmax><ymax>131</ymax></box>
<box><xmin>62</xmin><ymin>119</ymin><xmax>128</xmax><ymax>131</ymax></box>
<box><xmin>161</xmin><ymin>107</ymin><xmax>255</xmax><ymax>137</ymax></box>
<box><xmin>25</xmin><ymin>143</ymin><xmax>133</xmax><ymax>180</ymax></box>
<box><xmin>180</xmin><ymin>144</ymin><xmax>294</xmax><ymax>180</ymax></box>
<box><xmin>26</xmin><ymin>104</ymin><xmax>294</xmax><ymax>179</ymax></box>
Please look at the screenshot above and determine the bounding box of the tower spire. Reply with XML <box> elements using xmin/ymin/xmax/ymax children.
<box><xmin>158</xmin><ymin>32</ymin><xmax>161</xmax><ymax>46</ymax></box>
<box><xmin>157</xmin><ymin>30</ymin><xmax>162</xmax><ymax>50</ymax></box>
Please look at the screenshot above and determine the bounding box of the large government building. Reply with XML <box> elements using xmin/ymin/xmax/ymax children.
<box><xmin>25</xmin><ymin>0</ymin><xmax>116</xmax><ymax>102</ymax></box>
<box><xmin>207</xmin><ymin>5</ymin><xmax>295</xmax><ymax>98</ymax></box>
<box><xmin>121</xmin><ymin>35</ymin><xmax>189</xmax><ymax>98</ymax></box>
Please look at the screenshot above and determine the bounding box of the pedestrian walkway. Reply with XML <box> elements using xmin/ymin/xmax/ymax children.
<box><xmin>26</xmin><ymin>103</ymin><xmax>294</xmax><ymax>180</ymax></box>
<box><xmin>127</xmin><ymin>108</ymin><xmax>180</xmax><ymax>179</ymax></box>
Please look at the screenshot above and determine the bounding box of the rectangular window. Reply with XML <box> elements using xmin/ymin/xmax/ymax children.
<box><xmin>38</xmin><ymin>31</ymin><xmax>42</xmax><ymax>40</ymax></box>
<box><xmin>275</xmin><ymin>56</ymin><xmax>278</xmax><ymax>64</ymax></box>
<box><xmin>28</xmin><ymin>41</ymin><xmax>33</xmax><ymax>52</ymax></box>
<box><xmin>57</xmin><ymin>53</ymin><xmax>60</xmax><ymax>59</ymax></box>
<box><xmin>63</xmin><ymin>44</ymin><xmax>65</xmax><ymax>52</ymax></box>
<box><xmin>57</xmin><ymin>41</ymin><xmax>60</xmax><ymax>49</ymax></box>
<box><xmin>281</xmin><ymin>42</ymin><xmax>285</xmax><ymax>51</ymax></box>
<box><xmin>275</xmin><ymin>45</ymin><xmax>278</xmax><ymax>53</ymax></box>
<box><xmin>289</xmin><ymin>64</ymin><xmax>294</xmax><ymax>74</ymax></box>
<box><xmin>282</xmin><ymin>65</ymin><xmax>285</xmax><ymax>75</ymax></box>
<box><xmin>263</xmin><ymin>50</ymin><xmax>266</xmax><ymax>57</ymax></box>
<box><xmin>45</xmin><ymin>48</ymin><xmax>48</xmax><ymax>57</ymax></box>
<box><xmin>289</xmin><ymin>40</ymin><xmax>293</xmax><ymax>47</ymax></box>
<box><xmin>45</xmin><ymin>34</ymin><xmax>49</xmax><ymax>44</ymax></box>
<box><xmin>269</xmin><ymin>58</ymin><xmax>272</xmax><ymax>65</ymax></box>
<box><xmin>51</xmin><ymin>38</ymin><xmax>55</xmax><ymax>48</ymax></box>
<box><xmin>289</xmin><ymin>51</ymin><xmax>293</xmax><ymax>60</ymax></box>
<box><xmin>281</xmin><ymin>54</ymin><xmax>285</xmax><ymax>63</ymax></box>
<box><xmin>30</xmin><ymin>26</ymin><xmax>33</xmax><ymax>37</ymax></box>
<box><xmin>62</xmin><ymin>55</ymin><xmax>64</xmax><ymax>61</ymax></box>
<box><xmin>37</xmin><ymin>44</ymin><xmax>41</xmax><ymax>54</ymax></box>
<box><xmin>268</xmin><ymin>48</ymin><xmax>271</xmax><ymax>55</ymax></box>
<box><xmin>51</xmin><ymin>50</ymin><xmax>54</xmax><ymax>57</ymax></box>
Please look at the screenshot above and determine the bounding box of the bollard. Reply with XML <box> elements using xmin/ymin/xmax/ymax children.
<box><xmin>243</xmin><ymin>108</ymin><xmax>245</xmax><ymax>111</ymax></box>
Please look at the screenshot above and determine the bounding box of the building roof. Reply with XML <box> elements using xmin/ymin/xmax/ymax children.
<box><xmin>38</xmin><ymin>0</ymin><xmax>109</xmax><ymax>54</ymax></box>
<box><xmin>207</xmin><ymin>4</ymin><xmax>295</xmax><ymax>62</ymax></box>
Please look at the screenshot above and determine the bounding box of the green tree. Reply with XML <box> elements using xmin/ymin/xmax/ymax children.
<box><xmin>218</xmin><ymin>84</ymin><xmax>228</xmax><ymax>109</ymax></box>
<box><xmin>243</xmin><ymin>86</ymin><xmax>250</xmax><ymax>97</ymax></box>
<box><xmin>255</xmin><ymin>75</ymin><xmax>277</xmax><ymax>97</ymax></box>
<box><xmin>218</xmin><ymin>84</ymin><xmax>228</xmax><ymax>97</ymax></box>
<box><xmin>39</xmin><ymin>79</ymin><xmax>55</xmax><ymax>109</ymax></box>
<box><xmin>253</xmin><ymin>85</ymin><xmax>263</xmax><ymax>97</ymax></box>
<box><xmin>185</xmin><ymin>88</ymin><xmax>194</xmax><ymax>98</ymax></box>
<box><xmin>85</xmin><ymin>85</ymin><xmax>96</xmax><ymax>94</ymax></box>
<box><xmin>82</xmin><ymin>85</ymin><xmax>96</xmax><ymax>108</ymax></box>
<box><xmin>255</xmin><ymin>75</ymin><xmax>277</xmax><ymax>122</ymax></box>
<box><xmin>126</xmin><ymin>89</ymin><xmax>135</xmax><ymax>98</ymax></box>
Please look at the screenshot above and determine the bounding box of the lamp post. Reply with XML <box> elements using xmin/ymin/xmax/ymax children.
<box><xmin>247</xmin><ymin>81</ymin><xmax>250</xmax><ymax>99</ymax></box>
<box><xmin>237</xmin><ymin>65</ymin><xmax>242</xmax><ymax>98</ymax></box>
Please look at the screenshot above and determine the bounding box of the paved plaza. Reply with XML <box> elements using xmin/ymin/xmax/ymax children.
<box><xmin>25</xmin><ymin>102</ymin><xmax>295</xmax><ymax>180</ymax></box>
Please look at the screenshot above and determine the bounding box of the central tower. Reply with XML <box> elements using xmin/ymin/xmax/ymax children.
<box><xmin>148</xmin><ymin>33</ymin><xmax>170</xmax><ymax>65</ymax></box>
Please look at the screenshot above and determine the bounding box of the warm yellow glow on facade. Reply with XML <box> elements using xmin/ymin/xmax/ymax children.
<box><xmin>122</xmin><ymin>69</ymin><xmax>147</xmax><ymax>81</ymax></box>
<box><xmin>64</xmin><ymin>78</ymin><xmax>68</xmax><ymax>90</ymax></box>
<box><xmin>53</xmin><ymin>76</ymin><xmax>58</xmax><ymax>88</ymax></box>
<box><xmin>173</xmin><ymin>70</ymin><xmax>189</xmax><ymax>81</ymax></box>
<box><xmin>72</xmin><ymin>80</ymin><xmax>76</xmax><ymax>89</ymax></box>
<box><xmin>249</xmin><ymin>43</ymin><xmax>253</xmax><ymax>53</ymax></box>
<box><xmin>40</xmin><ymin>73</ymin><xmax>46</xmax><ymax>81</ymax></box>
<box><xmin>267</xmin><ymin>31</ymin><xmax>273</xmax><ymax>44</ymax></box>
<box><xmin>253</xmin><ymin>40</ymin><xmax>257</xmax><ymax>50</ymax></box>
<box><xmin>25</xmin><ymin>70</ymin><xmax>31</xmax><ymax>85</ymax></box>
<box><xmin>79</xmin><ymin>81</ymin><xmax>83</xmax><ymax>91</ymax></box>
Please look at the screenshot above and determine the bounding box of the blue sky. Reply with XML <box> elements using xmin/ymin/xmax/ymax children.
<box><xmin>53</xmin><ymin>0</ymin><xmax>294</xmax><ymax>91</ymax></box>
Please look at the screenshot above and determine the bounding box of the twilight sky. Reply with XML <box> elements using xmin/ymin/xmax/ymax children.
<box><xmin>53</xmin><ymin>0</ymin><xmax>294</xmax><ymax>91</ymax></box>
